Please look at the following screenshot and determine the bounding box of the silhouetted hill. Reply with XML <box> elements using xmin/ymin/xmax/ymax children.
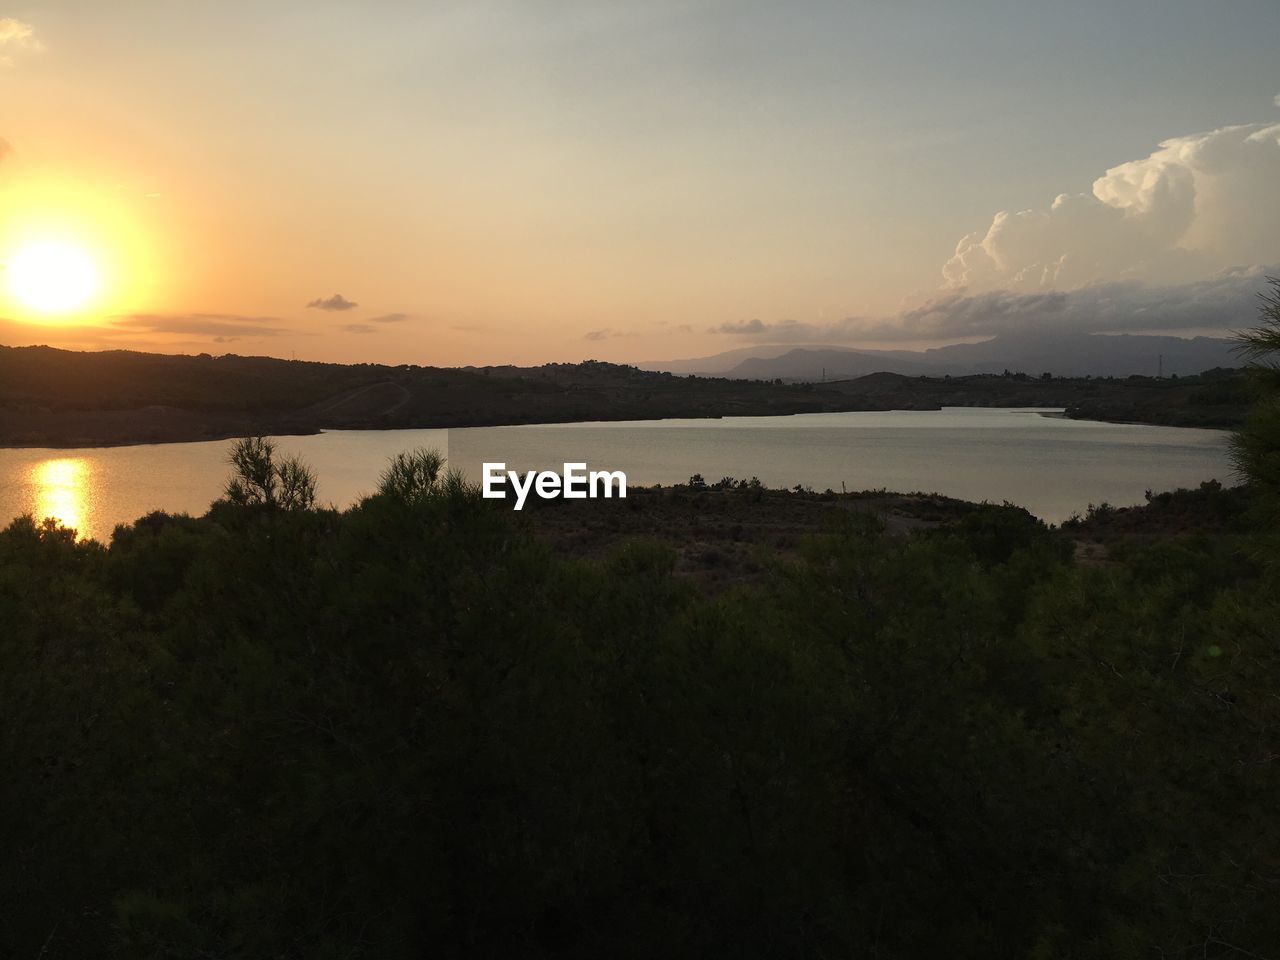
<box><xmin>0</xmin><ymin>343</ymin><xmax>1249</xmax><ymax>447</ymax></box>
<box><xmin>728</xmin><ymin>348</ymin><xmax>938</xmax><ymax>380</ymax></box>
<box><xmin>634</xmin><ymin>343</ymin><xmax>839</xmax><ymax>375</ymax></box>
<box><xmin>819</xmin><ymin>367</ymin><xmax>1250</xmax><ymax>429</ymax></box>
<box><xmin>910</xmin><ymin>332</ymin><xmax>1240</xmax><ymax>378</ymax></box>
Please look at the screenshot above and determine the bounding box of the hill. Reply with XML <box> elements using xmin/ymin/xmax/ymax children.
<box><xmin>907</xmin><ymin>331</ymin><xmax>1241</xmax><ymax>378</ymax></box>
<box><xmin>727</xmin><ymin>348</ymin><xmax>938</xmax><ymax>380</ymax></box>
<box><xmin>0</xmin><ymin>343</ymin><xmax>1249</xmax><ymax>447</ymax></box>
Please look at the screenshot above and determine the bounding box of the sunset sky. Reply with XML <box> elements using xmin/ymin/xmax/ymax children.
<box><xmin>1</xmin><ymin>0</ymin><xmax>1278</xmax><ymax>366</ymax></box>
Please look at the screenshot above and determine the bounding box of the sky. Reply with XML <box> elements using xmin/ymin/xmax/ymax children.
<box><xmin>0</xmin><ymin>0</ymin><xmax>1277</xmax><ymax>366</ymax></box>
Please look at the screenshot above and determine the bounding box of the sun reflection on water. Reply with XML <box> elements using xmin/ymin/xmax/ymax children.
<box><xmin>31</xmin><ymin>458</ymin><xmax>89</xmax><ymax>536</ymax></box>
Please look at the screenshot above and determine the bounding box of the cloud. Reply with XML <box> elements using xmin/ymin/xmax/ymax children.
<box><xmin>943</xmin><ymin>122</ymin><xmax>1280</xmax><ymax>294</ymax></box>
<box><xmin>583</xmin><ymin>328</ymin><xmax>637</xmax><ymax>340</ymax></box>
<box><xmin>0</xmin><ymin>18</ymin><xmax>40</xmax><ymax>65</ymax></box>
<box><xmin>339</xmin><ymin>323</ymin><xmax>377</xmax><ymax>334</ymax></box>
<box><xmin>708</xmin><ymin>317</ymin><xmax>869</xmax><ymax>341</ymax></box>
<box><xmin>708</xmin><ymin>267</ymin><xmax>1274</xmax><ymax>343</ymax></box>
<box><xmin>111</xmin><ymin>313</ymin><xmax>291</xmax><ymax>338</ymax></box>
<box><xmin>0</xmin><ymin>19</ymin><xmax>37</xmax><ymax>45</ymax></box>
<box><xmin>1274</xmin><ymin>93</ymin><xmax>1280</xmax><ymax>108</ymax></box>
<box><xmin>0</xmin><ymin>316</ymin><xmax>116</xmax><ymax>344</ymax></box>
<box><xmin>306</xmin><ymin>293</ymin><xmax>358</xmax><ymax>311</ymax></box>
<box><xmin>367</xmin><ymin>312</ymin><xmax>409</xmax><ymax>324</ymax></box>
<box><xmin>709</xmin><ymin>318</ymin><xmax>768</xmax><ymax>335</ymax></box>
<box><xmin>0</xmin><ymin>312</ymin><xmax>295</xmax><ymax>351</ymax></box>
<box><xmin>887</xmin><ymin>267</ymin><xmax>1271</xmax><ymax>340</ymax></box>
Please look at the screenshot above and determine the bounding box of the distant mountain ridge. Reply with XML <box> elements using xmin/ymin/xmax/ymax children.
<box><xmin>635</xmin><ymin>344</ymin><xmax>845</xmax><ymax>375</ymax></box>
<box><xmin>727</xmin><ymin>349</ymin><xmax>939</xmax><ymax>380</ymax></box>
<box><xmin>639</xmin><ymin>333</ymin><xmax>1240</xmax><ymax>380</ymax></box>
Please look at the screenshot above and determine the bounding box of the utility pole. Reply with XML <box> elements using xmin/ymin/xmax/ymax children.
<box><xmin>1157</xmin><ymin>353</ymin><xmax>1163</xmax><ymax>378</ymax></box>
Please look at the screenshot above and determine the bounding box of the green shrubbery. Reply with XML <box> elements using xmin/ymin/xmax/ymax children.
<box><xmin>223</xmin><ymin>436</ymin><xmax>317</xmax><ymax>510</ymax></box>
<box><xmin>1</xmin><ymin>443</ymin><xmax>1277</xmax><ymax>958</ymax></box>
<box><xmin>1233</xmin><ymin>277</ymin><xmax>1280</xmax><ymax>530</ymax></box>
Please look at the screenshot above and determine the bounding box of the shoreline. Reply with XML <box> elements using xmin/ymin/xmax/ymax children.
<box><xmin>2</xmin><ymin>347</ymin><xmax>1248</xmax><ymax>449</ymax></box>
<box><xmin>0</xmin><ymin>404</ymin><xmax>1234</xmax><ymax>452</ymax></box>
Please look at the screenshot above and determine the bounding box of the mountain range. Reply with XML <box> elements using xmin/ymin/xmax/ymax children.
<box><xmin>637</xmin><ymin>332</ymin><xmax>1241</xmax><ymax>381</ymax></box>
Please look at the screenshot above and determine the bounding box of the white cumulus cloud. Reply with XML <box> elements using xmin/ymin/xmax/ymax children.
<box><xmin>943</xmin><ymin>122</ymin><xmax>1280</xmax><ymax>294</ymax></box>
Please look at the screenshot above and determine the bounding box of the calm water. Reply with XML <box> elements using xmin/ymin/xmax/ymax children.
<box><xmin>0</xmin><ymin>408</ymin><xmax>1232</xmax><ymax>542</ymax></box>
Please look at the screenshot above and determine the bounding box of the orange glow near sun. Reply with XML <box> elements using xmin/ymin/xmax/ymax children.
<box><xmin>0</xmin><ymin>178</ymin><xmax>156</xmax><ymax>324</ymax></box>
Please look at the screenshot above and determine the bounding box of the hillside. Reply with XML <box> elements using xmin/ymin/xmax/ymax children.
<box><xmin>0</xmin><ymin>343</ymin><xmax>1250</xmax><ymax>447</ymax></box>
<box><xmin>820</xmin><ymin>368</ymin><xmax>1251</xmax><ymax>428</ymax></box>
<box><xmin>728</xmin><ymin>348</ymin><xmax>939</xmax><ymax>380</ymax></box>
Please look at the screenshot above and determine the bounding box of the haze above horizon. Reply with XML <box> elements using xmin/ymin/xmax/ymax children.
<box><xmin>1</xmin><ymin>1</ymin><xmax>1278</xmax><ymax>367</ymax></box>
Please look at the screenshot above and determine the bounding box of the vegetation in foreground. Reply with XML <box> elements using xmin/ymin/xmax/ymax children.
<box><xmin>1</xmin><ymin>285</ymin><xmax>1277</xmax><ymax>958</ymax></box>
<box><xmin>0</xmin><ymin>442</ymin><xmax>1274</xmax><ymax>959</ymax></box>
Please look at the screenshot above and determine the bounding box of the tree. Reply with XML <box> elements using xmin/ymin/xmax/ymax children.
<box><xmin>224</xmin><ymin>436</ymin><xmax>317</xmax><ymax>510</ymax></box>
<box><xmin>376</xmin><ymin>447</ymin><xmax>445</xmax><ymax>505</ymax></box>
<box><xmin>1232</xmin><ymin>276</ymin><xmax>1280</xmax><ymax>526</ymax></box>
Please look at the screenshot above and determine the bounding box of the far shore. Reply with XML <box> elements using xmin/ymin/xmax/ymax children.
<box><xmin>1</xmin><ymin>344</ymin><xmax>1249</xmax><ymax>449</ymax></box>
<box><xmin>0</xmin><ymin>403</ymin><xmax>1235</xmax><ymax>452</ymax></box>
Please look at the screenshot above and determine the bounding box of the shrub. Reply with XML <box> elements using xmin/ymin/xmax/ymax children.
<box><xmin>377</xmin><ymin>447</ymin><xmax>446</xmax><ymax>505</ymax></box>
<box><xmin>223</xmin><ymin>436</ymin><xmax>317</xmax><ymax>510</ymax></box>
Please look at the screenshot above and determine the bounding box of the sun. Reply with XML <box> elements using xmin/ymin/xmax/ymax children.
<box><xmin>6</xmin><ymin>241</ymin><xmax>102</xmax><ymax>314</ymax></box>
<box><xmin>0</xmin><ymin>176</ymin><xmax>161</xmax><ymax>322</ymax></box>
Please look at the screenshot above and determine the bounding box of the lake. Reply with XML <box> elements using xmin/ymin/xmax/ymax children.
<box><xmin>0</xmin><ymin>408</ymin><xmax>1233</xmax><ymax>542</ymax></box>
